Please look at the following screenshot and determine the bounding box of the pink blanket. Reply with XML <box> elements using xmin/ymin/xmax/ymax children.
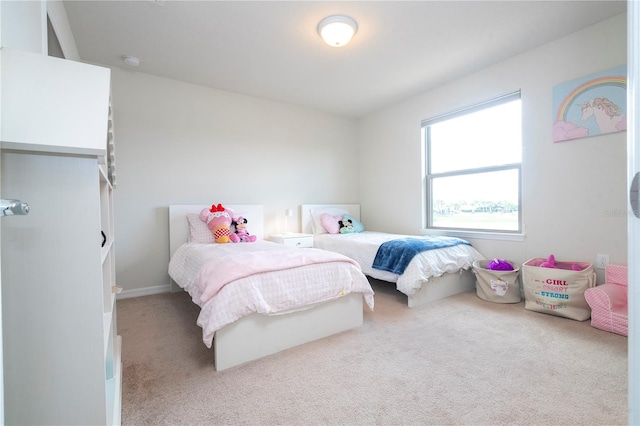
<box><xmin>195</xmin><ymin>248</ymin><xmax>361</xmax><ymax>303</ymax></box>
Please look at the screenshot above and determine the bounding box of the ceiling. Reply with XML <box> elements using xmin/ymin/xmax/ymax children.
<box><xmin>62</xmin><ymin>0</ymin><xmax>627</xmax><ymax>118</ymax></box>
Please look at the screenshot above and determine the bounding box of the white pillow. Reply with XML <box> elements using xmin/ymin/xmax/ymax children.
<box><xmin>187</xmin><ymin>213</ymin><xmax>215</xmax><ymax>244</ymax></box>
<box><xmin>310</xmin><ymin>207</ymin><xmax>349</xmax><ymax>234</ymax></box>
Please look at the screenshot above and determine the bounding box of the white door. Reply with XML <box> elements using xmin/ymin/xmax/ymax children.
<box><xmin>0</xmin><ymin>143</ymin><xmax>4</xmax><ymax>426</ymax></box>
<box><xmin>0</xmin><ymin>161</ymin><xmax>30</xmax><ymax>426</ymax></box>
<box><xmin>0</xmin><ymin>1</ymin><xmax>4</xmax><ymax>418</ymax></box>
<box><xmin>628</xmin><ymin>2</ymin><xmax>639</xmax><ymax>425</ymax></box>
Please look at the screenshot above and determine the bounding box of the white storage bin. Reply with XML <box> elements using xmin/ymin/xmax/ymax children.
<box><xmin>472</xmin><ymin>260</ymin><xmax>521</xmax><ymax>304</ymax></box>
<box><xmin>522</xmin><ymin>258</ymin><xmax>596</xmax><ymax>321</ymax></box>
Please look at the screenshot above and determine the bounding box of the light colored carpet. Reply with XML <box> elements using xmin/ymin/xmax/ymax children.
<box><xmin>117</xmin><ymin>281</ymin><xmax>627</xmax><ymax>425</ymax></box>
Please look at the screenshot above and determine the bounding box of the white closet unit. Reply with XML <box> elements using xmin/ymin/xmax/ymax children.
<box><xmin>1</xmin><ymin>47</ymin><xmax>110</xmax><ymax>155</ymax></box>
<box><xmin>0</xmin><ymin>48</ymin><xmax>121</xmax><ymax>425</ymax></box>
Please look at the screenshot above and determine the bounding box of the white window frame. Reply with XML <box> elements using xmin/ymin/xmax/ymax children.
<box><xmin>421</xmin><ymin>91</ymin><xmax>524</xmax><ymax>241</ymax></box>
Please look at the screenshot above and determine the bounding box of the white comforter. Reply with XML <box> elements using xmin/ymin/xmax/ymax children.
<box><xmin>169</xmin><ymin>241</ymin><xmax>374</xmax><ymax>348</ymax></box>
<box><xmin>313</xmin><ymin>232</ymin><xmax>485</xmax><ymax>296</ymax></box>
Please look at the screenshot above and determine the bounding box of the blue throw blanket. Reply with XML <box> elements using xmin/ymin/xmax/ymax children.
<box><xmin>372</xmin><ymin>236</ymin><xmax>471</xmax><ymax>275</ymax></box>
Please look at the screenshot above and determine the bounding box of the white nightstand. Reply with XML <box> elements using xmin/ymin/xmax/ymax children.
<box><xmin>269</xmin><ymin>233</ymin><xmax>314</xmax><ymax>248</ymax></box>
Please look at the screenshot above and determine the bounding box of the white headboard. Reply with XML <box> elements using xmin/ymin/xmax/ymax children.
<box><xmin>300</xmin><ymin>204</ymin><xmax>360</xmax><ymax>234</ymax></box>
<box><xmin>169</xmin><ymin>204</ymin><xmax>265</xmax><ymax>258</ymax></box>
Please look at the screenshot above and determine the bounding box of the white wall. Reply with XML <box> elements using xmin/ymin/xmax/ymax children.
<box><xmin>113</xmin><ymin>13</ymin><xmax>627</xmax><ymax>293</ymax></box>
<box><xmin>110</xmin><ymin>69</ymin><xmax>359</xmax><ymax>293</ymax></box>
<box><xmin>0</xmin><ymin>0</ymin><xmax>47</xmax><ymax>54</ymax></box>
<box><xmin>357</xmin><ymin>14</ymin><xmax>628</xmax><ymax>281</ymax></box>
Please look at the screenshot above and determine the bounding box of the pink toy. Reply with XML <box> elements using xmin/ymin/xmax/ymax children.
<box><xmin>200</xmin><ymin>204</ymin><xmax>234</xmax><ymax>243</ymax></box>
<box><xmin>540</xmin><ymin>254</ymin><xmax>582</xmax><ymax>271</ymax></box>
<box><xmin>230</xmin><ymin>216</ymin><xmax>257</xmax><ymax>243</ymax></box>
<box><xmin>487</xmin><ymin>258</ymin><xmax>514</xmax><ymax>271</ymax></box>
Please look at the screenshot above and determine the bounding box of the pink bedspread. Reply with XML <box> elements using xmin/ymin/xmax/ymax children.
<box><xmin>169</xmin><ymin>241</ymin><xmax>375</xmax><ymax>347</ymax></box>
<box><xmin>195</xmin><ymin>248</ymin><xmax>361</xmax><ymax>303</ymax></box>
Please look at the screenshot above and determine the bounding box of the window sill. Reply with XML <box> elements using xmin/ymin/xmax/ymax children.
<box><xmin>421</xmin><ymin>228</ymin><xmax>525</xmax><ymax>242</ymax></box>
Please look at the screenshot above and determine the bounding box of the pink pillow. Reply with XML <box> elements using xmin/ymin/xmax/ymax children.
<box><xmin>320</xmin><ymin>213</ymin><xmax>342</xmax><ymax>234</ymax></box>
<box><xmin>187</xmin><ymin>213</ymin><xmax>215</xmax><ymax>243</ymax></box>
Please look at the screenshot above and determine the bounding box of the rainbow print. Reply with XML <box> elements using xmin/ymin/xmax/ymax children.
<box><xmin>552</xmin><ymin>65</ymin><xmax>627</xmax><ymax>142</ymax></box>
<box><xmin>555</xmin><ymin>75</ymin><xmax>626</xmax><ymax>122</ymax></box>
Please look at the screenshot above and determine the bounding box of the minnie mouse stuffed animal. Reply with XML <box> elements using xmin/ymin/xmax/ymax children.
<box><xmin>230</xmin><ymin>216</ymin><xmax>256</xmax><ymax>243</ymax></box>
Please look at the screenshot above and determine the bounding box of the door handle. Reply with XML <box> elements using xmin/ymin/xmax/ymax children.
<box><xmin>0</xmin><ymin>199</ymin><xmax>30</xmax><ymax>217</ymax></box>
<box><xmin>631</xmin><ymin>173</ymin><xmax>640</xmax><ymax>219</ymax></box>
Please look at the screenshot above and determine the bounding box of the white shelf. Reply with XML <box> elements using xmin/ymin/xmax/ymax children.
<box><xmin>0</xmin><ymin>51</ymin><xmax>121</xmax><ymax>424</ymax></box>
<box><xmin>99</xmin><ymin>163</ymin><xmax>109</xmax><ymax>180</ymax></box>
<box><xmin>103</xmin><ymin>300</ymin><xmax>114</xmax><ymax>357</ymax></box>
<box><xmin>105</xmin><ymin>336</ymin><xmax>122</xmax><ymax>426</ymax></box>
<box><xmin>101</xmin><ymin>239</ymin><xmax>114</xmax><ymax>264</ymax></box>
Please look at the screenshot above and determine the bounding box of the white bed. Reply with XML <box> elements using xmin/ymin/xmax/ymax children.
<box><xmin>300</xmin><ymin>204</ymin><xmax>484</xmax><ymax>308</ymax></box>
<box><xmin>168</xmin><ymin>205</ymin><xmax>374</xmax><ymax>371</ymax></box>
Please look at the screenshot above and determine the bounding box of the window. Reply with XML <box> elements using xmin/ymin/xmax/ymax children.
<box><xmin>422</xmin><ymin>91</ymin><xmax>522</xmax><ymax>237</ymax></box>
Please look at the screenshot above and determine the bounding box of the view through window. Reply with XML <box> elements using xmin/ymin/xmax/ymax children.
<box><xmin>423</xmin><ymin>92</ymin><xmax>522</xmax><ymax>233</ymax></box>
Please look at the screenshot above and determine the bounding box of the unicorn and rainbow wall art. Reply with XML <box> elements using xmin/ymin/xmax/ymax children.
<box><xmin>552</xmin><ymin>65</ymin><xmax>627</xmax><ymax>142</ymax></box>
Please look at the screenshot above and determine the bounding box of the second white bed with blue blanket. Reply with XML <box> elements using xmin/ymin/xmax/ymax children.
<box><xmin>302</xmin><ymin>204</ymin><xmax>485</xmax><ymax>308</ymax></box>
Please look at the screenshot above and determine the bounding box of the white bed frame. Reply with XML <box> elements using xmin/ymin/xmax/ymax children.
<box><xmin>300</xmin><ymin>204</ymin><xmax>475</xmax><ymax>308</ymax></box>
<box><xmin>169</xmin><ymin>205</ymin><xmax>364</xmax><ymax>371</ymax></box>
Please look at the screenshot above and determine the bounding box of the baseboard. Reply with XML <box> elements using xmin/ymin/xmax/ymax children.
<box><xmin>116</xmin><ymin>284</ymin><xmax>171</xmax><ymax>300</ymax></box>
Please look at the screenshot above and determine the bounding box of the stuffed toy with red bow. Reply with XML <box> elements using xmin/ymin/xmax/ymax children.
<box><xmin>200</xmin><ymin>203</ymin><xmax>234</xmax><ymax>243</ymax></box>
<box><xmin>230</xmin><ymin>216</ymin><xmax>257</xmax><ymax>243</ymax></box>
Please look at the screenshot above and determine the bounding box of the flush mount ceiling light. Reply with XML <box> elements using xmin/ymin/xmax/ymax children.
<box><xmin>317</xmin><ymin>15</ymin><xmax>358</xmax><ymax>47</ymax></box>
<box><xmin>122</xmin><ymin>55</ymin><xmax>141</xmax><ymax>67</ymax></box>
